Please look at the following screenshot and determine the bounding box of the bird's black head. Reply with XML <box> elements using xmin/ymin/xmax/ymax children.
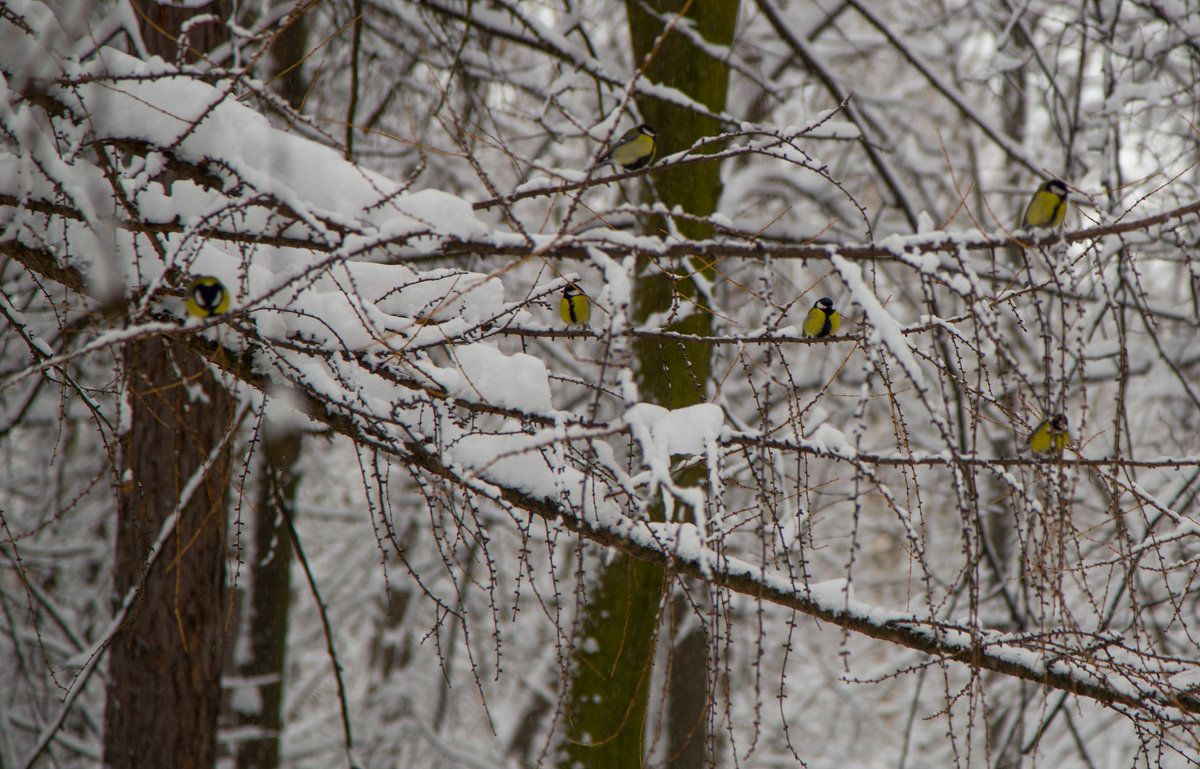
<box><xmin>1051</xmin><ymin>413</ymin><xmax>1068</xmax><ymax>430</ymax></box>
<box><xmin>1044</xmin><ymin>179</ymin><xmax>1068</xmax><ymax>197</ymax></box>
<box><xmin>637</xmin><ymin>124</ymin><xmax>656</xmax><ymax>137</ymax></box>
<box><xmin>815</xmin><ymin>297</ymin><xmax>835</xmax><ymax>310</ymax></box>
<box><xmin>563</xmin><ymin>283</ymin><xmax>582</xmax><ymax>297</ymax></box>
<box><xmin>193</xmin><ymin>281</ymin><xmax>224</xmax><ymax>308</ymax></box>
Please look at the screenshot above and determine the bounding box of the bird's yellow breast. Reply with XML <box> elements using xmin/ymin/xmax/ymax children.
<box><xmin>560</xmin><ymin>291</ymin><xmax>591</xmax><ymax>326</ymax></box>
<box><xmin>610</xmin><ymin>133</ymin><xmax>655</xmax><ymax>168</ymax></box>
<box><xmin>1028</xmin><ymin>421</ymin><xmax>1068</xmax><ymax>454</ymax></box>
<box><xmin>1023</xmin><ymin>189</ymin><xmax>1067</xmax><ymax>229</ymax></box>
<box><xmin>803</xmin><ymin>306</ymin><xmax>840</xmax><ymax>338</ymax></box>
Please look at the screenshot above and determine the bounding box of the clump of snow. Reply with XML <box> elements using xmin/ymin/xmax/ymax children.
<box><xmin>809</xmin><ymin>422</ymin><xmax>856</xmax><ymax>457</ymax></box>
<box><xmin>440</xmin><ymin>344</ymin><xmax>553</xmax><ymax>413</ymax></box>
<box><xmin>653</xmin><ymin>403</ymin><xmax>724</xmax><ymax>456</ymax></box>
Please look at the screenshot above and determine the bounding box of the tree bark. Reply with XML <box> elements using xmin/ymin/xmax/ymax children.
<box><xmin>666</xmin><ymin>594</ymin><xmax>709</xmax><ymax>769</ymax></box>
<box><xmin>630</xmin><ymin>3</ymin><xmax>738</xmax><ymax>767</ymax></box>
<box><xmin>231</xmin><ymin>14</ymin><xmax>311</xmax><ymax>765</ymax></box>
<box><xmin>269</xmin><ymin>2</ymin><xmax>312</xmax><ymax>111</ymax></box>
<box><xmin>132</xmin><ymin>0</ymin><xmax>230</xmax><ymax>64</ymax></box>
<box><xmin>104</xmin><ymin>337</ymin><xmax>235</xmax><ymax>769</ymax></box>
<box><xmin>560</xmin><ymin>554</ymin><xmax>666</xmax><ymax>769</ymax></box>
<box><xmin>105</xmin><ymin>5</ymin><xmax>233</xmax><ymax>767</ymax></box>
<box><xmin>234</xmin><ymin>430</ymin><xmax>299</xmax><ymax>769</ymax></box>
<box><xmin>558</xmin><ymin>2</ymin><xmax>739</xmax><ymax>767</ymax></box>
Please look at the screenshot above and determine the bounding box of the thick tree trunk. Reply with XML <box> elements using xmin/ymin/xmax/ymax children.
<box><xmin>666</xmin><ymin>594</ymin><xmax>709</xmax><ymax>769</ymax></box>
<box><xmin>560</xmin><ymin>555</ymin><xmax>666</xmax><ymax>769</ymax></box>
<box><xmin>558</xmin><ymin>2</ymin><xmax>739</xmax><ymax>767</ymax></box>
<box><xmin>132</xmin><ymin>0</ymin><xmax>230</xmax><ymax>63</ymax></box>
<box><xmin>106</xmin><ymin>6</ymin><xmax>233</xmax><ymax>767</ymax></box>
<box><xmin>269</xmin><ymin>2</ymin><xmax>311</xmax><ymax>111</ymax></box>
<box><xmin>631</xmin><ymin>4</ymin><xmax>738</xmax><ymax>767</ymax></box>
<box><xmin>105</xmin><ymin>338</ymin><xmax>234</xmax><ymax>769</ymax></box>
<box><xmin>235</xmin><ymin>431</ymin><xmax>300</xmax><ymax>769</ymax></box>
<box><xmin>231</xmin><ymin>15</ymin><xmax>311</xmax><ymax>766</ymax></box>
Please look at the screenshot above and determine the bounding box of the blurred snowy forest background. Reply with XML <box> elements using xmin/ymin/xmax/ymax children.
<box><xmin>2</xmin><ymin>0</ymin><xmax>1200</xmax><ymax>767</ymax></box>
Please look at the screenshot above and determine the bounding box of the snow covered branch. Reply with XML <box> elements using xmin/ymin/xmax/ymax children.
<box><xmin>5</xmin><ymin>0</ymin><xmax>1200</xmax><ymax>764</ymax></box>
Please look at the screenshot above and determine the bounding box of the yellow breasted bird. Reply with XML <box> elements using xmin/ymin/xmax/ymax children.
<box><xmin>598</xmin><ymin>124</ymin><xmax>657</xmax><ymax>171</ymax></box>
<box><xmin>560</xmin><ymin>284</ymin><xmax>591</xmax><ymax>327</ymax></box>
<box><xmin>1022</xmin><ymin>179</ymin><xmax>1069</xmax><ymax>230</ymax></box>
<box><xmin>803</xmin><ymin>297</ymin><xmax>841</xmax><ymax>338</ymax></box>
<box><xmin>186</xmin><ymin>276</ymin><xmax>230</xmax><ymax>318</ymax></box>
<box><xmin>1028</xmin><ymin>413</ymin><xmax>1069</xmax><ymax>455</ymax></box>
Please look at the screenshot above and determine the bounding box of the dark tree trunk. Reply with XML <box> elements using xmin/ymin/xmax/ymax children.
<box><xmin>667</xmin><ymin>594</ymin><xmax>709</xmax><ymax>769</ymax></box>
<box><xmin>269</xmin><ymin>2</ymin><xmax>312</xmax><ymax>110</ymax></box>
<box><xmin>105</xmin><ymin>338</ymin><xmax>235</xmax><ymax>769</ymax></box>
<box><xmin>231</xmin><ymin>13</ymin><xmax>310</xmax><ymax>768</ymax></box>
<box><xmin>132</xmin><ymin>0</ymin><xmax>230</xmax><ymax>64</ymax></box>
<box><xmin>105</xmin><ymin>6</ymin><xmax>233</xmax><ymax>767</ymax></box>
<box><xmin>235</xmin><ymin>431</ymin><xmax>300</xmax><ymax>769</ymax></box>
<box><xmin>557</xmin><ymin>1</ymin><xmax>738</xmax><ymax>766</ymax></box>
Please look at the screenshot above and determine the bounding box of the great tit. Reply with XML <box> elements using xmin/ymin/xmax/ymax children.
<box><xmin>560</xmin><ymin>283</ymin><xmax>591</xmax><ymax>327</ymax></box>
<box><xmin>1028</xmin><ymin>413</ymin><xmax>1069</xmax><ymax>455</ymax></box>
<box><xmin>1022</xmin><ymin>179</ymin><xmax>1069</xmax><ymax>230</ymax></box>
<box><xmin>803</xmin><ymin>297</ymin><xmax>841</xmax><ymax>338</ymax></box>
<box><xmin>598</xmin><ymin>124</ymin><xmax>657</xmax><ymax>171</ymax></box>
<box><xmin>185</xmin><ymin>276</ymin><xmax>230</xmax><ymax>318</ymax></box>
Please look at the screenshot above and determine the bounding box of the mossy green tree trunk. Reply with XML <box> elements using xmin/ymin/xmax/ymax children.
<box><xmin>559</xmin><ymin>2</ymin><xmax>739</xmax><ymax>767</ymax></box>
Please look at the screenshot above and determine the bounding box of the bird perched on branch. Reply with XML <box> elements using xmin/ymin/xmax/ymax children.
<box><xmin>560</xmin><ymin>283</ymin><xmax>591</xmax><ymax>327</ymax></box>
<box><xmin>185</xmin><ymin>276</ymin><xmax>230</xmax><ymax>318</ymax></box>
<box><xmin>803</xmin><ymin>297</ymin><xmax>841</xmax><ymax>338</ymax></box>
<box><xmin>598</xmin><ymin>124</ymin><xmax>657</xmax><ymax>171</ymax></box>
<box><xmin>1022</xmin><ymin>179</ymin><xmax>1069</xmax><ymax>230</ymax></box>
<box><xmin>1028</xmin><ymin>413</ymin><xmax>1069</xmax><ymax>455</ymax></box>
